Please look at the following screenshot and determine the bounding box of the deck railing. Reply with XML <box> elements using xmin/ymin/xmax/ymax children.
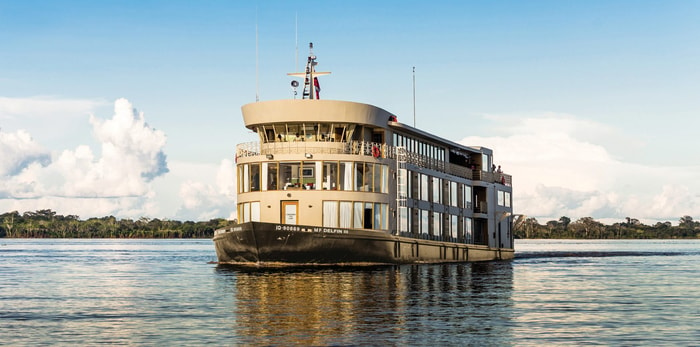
<box><xmin>236</xmin><ymin>141</ymin><xmax>512</xmax><ymax>186</ymax></box>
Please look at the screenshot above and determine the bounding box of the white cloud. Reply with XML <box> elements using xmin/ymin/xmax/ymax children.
<box><xmin>0</xmin><ymin>98</ymin><xmax>170</xmax><ymax>218</ymax></box>
<box><xmin>460</xmin><ymin>113</ymin><xmax>700</xmax><ymax>225</ymax></box>
<box><xmin>0</xmin><ymin>129</ymin><xmax>50</xmax><ymax>177</ymax></box>
<box><xmin>0</xmin><ymin>96</ymin><xmax>106</xmax><ymax>119</ymax></box>
<box><xmin>175</xmin><ymin>159</ymin><xmax>236</xmax><ymax>221</ymax></box>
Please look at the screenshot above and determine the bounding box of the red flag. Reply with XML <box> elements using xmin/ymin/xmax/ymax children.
<box><xmin>314</xmin><ymin>77</ymin><xmax>321</xmax><ymax>99</ymax></box>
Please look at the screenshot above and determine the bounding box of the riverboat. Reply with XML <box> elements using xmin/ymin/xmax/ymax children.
<box><xmin>213</xmin><ymin>43</ymin><xmax>514</xmax><ymax>265</ymax></box>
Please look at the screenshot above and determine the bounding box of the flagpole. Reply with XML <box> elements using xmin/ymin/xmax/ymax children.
<box><xmin>412</xmin><ymin>66</ymin><xmax>416</xmax><ymax>127</ymax></box>
<box><xmin>255</xmin><ymin>7</ymin><xmax>259</xmax><ymax>102</ymax></box>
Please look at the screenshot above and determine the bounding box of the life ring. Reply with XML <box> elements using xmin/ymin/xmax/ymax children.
<box><xmin>372</xmin><ymin>145</ymin><xmax>381</xmax><ymax>158</ymax></box>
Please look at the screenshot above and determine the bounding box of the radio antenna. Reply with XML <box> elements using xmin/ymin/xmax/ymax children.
<box><xmin>255</xmin><ymin>7</ymin><xmax>259</xmax><ymax>102</ymax></box>
<box><xmin>295</xmin><ymin>12</ymin><xmax>299</xmax><ymax>72</ymax></box>
<box><xmin>412</xmin><ymin>66</ymin><xmax>416</xmax><ymax>127</ymax></box>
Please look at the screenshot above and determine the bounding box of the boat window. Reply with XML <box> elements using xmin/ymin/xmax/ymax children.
<box><xmin>340</xmin><ymin>162</ymin><xmax>353</xmax><ymax>191</ymax></box>
<box><xmin>433</xmin><ymin>212</ymin><xmax>441</xmax><ymax>238</ymax></box>
<box><xmin>319</xmin><ymin>123</ymin><xmax>331</xmax><ymax>141</ymax></box>
<box><xmin>288</xmin><ymin>124</ymin><xmax>302</xmax><ymax>142</ymax></box>
<box><xmin>381</xmin><ymin>203</ymin><xmax>388</xmax><ymax>230</ymax></box>
<box><xmin>240</xmin><ymin>164</ymin><xmax>249</xmax><ymax>193</ymax></box>
<box><xmin>505</xmin><ymin>191</ymin><xmax>511</xmax><ymax>207</ymax></box>
<box><xmin>380</xmin><ymin>165</ymin><xmax>389</xmax><ymax>194</ymax></box>
<box><xmin>365</xmin><ymin>163</ymin><xmax>374</xmax><ymax>192</ymax></box>
<box><xmin>249</xmin><ymin>163</ymin><xmax>260</xmax><ymax>191</ymax></box>
<box><xmin>354</xmin><ymin>162</ymin><xmax>365</xmax><ymax>191</ymax></box>
<box><xmin>322</xmin><ymin>162</ymin><xmax>338</xmax><ymax>190</ymax></box>
<box><xmin>339</xmin><ymin>201</ymin><xmax>352</xmax><ymax>228</ymax></box>
<box><xmin>251</xmin><ymin>202</ymin><xmax>260</xmax><ymax>222</ymax></box>
<box><xmin>264</xmin><ymin>126</ymin><xmax>275</xmax><ymax>143</ymax></box>
<box><xmin>274</xmin><ymin>124</ymin><xmax>286</xmax><ymax>142</ymax></box>
<box><xmin>346</xmin><ymin>124</ymin><xmax>356</xmax><ymax>142</ymax></box>
<box><xmin>403</xmin><ymin>169</ymin><xmax>411</xmax><ymax>199</ymax></box>
<box><xmin>463</xmin><ymin>184</ymin><xmax>472</xmax><ymax>209</ymax></box>
<box><xmin>322</xmin><ymin>201</ymin><xmax>338</xmax><ymax>227</ymax></box>
<box><xmin>450</xmin><ymin>182</ymin><xmax>458</xmax><ymax>206</ymax></box>
<box><xmin>302</xmin><ymin>162</ymin><xmax>315</xmax><ymax>189</ymax></box>
<box><xmin>243</xmin><ymin>202</ymin><xmax>251</xmax><ymax>223</ymax></box>
<box><xmin>353</xmin><ymin>202</ymin><xmax>363</xmax><ymax>228</ymax></box>
<box><xmin>420</xmin><ymin>210</ymin><xmax>429</xmax><ymax>238</ymax></box>
<box><xmin>364</xmin><ymin>202</ymin><xmax>373</xmax><ymax>229</ymax></box>
<box><xmin>420</xmin><ymin>174</ymin><xmax>429</xmax><ymax>201</ymax></box>
<box><xmin>498</xmin><ymin>190</ymin><xmax>505</xmax><ymax>206</ymax></box>
<box><xmin>266</xmin><ymin>163</ymin><xmax>278</xmax><ymax>190</ymax></box>
<box><xmin>374</xmin><ymin>203</ymin><xmax>382</xmax><ymax>230</ymax></box>
<box><xmin>432</xmin><ymin>177</ymin><xmax>442</xmax><ymax>203</ymax></box>
<box><xmin>279</xmin><ymin>162</ymin><xmax>300</xmax><ymax>189</ymax></box>
<box><xmin>303</xmin><ymin>124</ymin><xmax>316</xmax><ymax>141</ymax></box>
<box><xmin>464</xmin><ymin>217</ymin><xmax>473</xmax><ymax>244</ymax></box>
<box><xmin>450</xmin><ymin>215</ymin><xmax>458</xmax><ymax>241</ymax></box>
<box><xmin>398</xmin><ymin>207</ymin><xmax>408</xmax><ymax>234</ymax></box>
<box><xmin>334</xmin><ymin>125</ymin><xmax>346</xmax><ymax>142</ymax></box>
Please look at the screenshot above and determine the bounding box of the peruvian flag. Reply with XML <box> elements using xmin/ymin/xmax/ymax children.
<box><xmin>314</xmin><ymin>77</ymin><xmax>321</xmax><ymax>99</ymax></box>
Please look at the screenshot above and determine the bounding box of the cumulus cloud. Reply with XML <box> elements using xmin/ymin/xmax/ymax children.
<box><xmin>460</xmin><ymin>113</ymin><xmax>700</xmax><ymax>224</ymax></box>
<box><xmin>176</xmin><ymin>159</ymin><xmax>236</xmax><ymax>221</ymax></box>
<box><xmin>0</xmin><ymin>96</ymin><xmax>105</xmax><ymax>119</ymax></box>
<box><xmin>0</xmin><ymin>130</ymin><xmax>50</xmax><ymax>177</ymax></box>
<box><xmin>0</xmin><ymin>98</ymin><xmax>169</xmax><ymax>218</ymax></box>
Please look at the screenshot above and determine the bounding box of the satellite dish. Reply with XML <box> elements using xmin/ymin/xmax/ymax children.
<box><xmin>291</xmin><ymin>80</ymin><xmax>299</xmax><ymax>88</ymax></box>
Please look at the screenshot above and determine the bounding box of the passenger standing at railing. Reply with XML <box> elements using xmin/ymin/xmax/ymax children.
<box><xmin>497</xmin><ymin>165</ymin><xmax>505</xmax><ymax>185</ymax></box>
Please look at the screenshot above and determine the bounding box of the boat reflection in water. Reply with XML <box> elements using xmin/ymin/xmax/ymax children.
<box><xmin>215</xmin><ymin>262</ymin><xmax>513</xmax><ymax>345</ymax></box>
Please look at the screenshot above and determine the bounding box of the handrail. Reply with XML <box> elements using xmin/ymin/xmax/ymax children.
<box><xmin>235</xmin><ymin>141</ymin><xmax>512</xmax><ymax>186</ymax></box>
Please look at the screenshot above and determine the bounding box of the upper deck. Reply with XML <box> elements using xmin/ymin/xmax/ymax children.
<box><xmin>236</xmin><ymin>140</ymin><xmax>512</xmax><ymax>186</ymax></box>
<box><xmin>242</xmin><ymin>99</ymin><xmax>394</xmax><ymax>130</ymax></box>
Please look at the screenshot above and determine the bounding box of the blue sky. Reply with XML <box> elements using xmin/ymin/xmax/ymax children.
<box><xmin>1</xmin><ymin>1</ymin><xmax>699</xmax><ymax>223</ymax></box>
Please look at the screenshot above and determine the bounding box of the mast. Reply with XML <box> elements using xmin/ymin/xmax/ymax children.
<box><xmin>288</xmin><ymin>42</ymin><xmax>331</xmax><ymax>99</ymax></box>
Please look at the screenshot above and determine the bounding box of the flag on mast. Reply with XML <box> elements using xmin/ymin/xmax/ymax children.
<box><xmin>314</xmin><ymin>77</ymin><xmax>321</xmax><ymax>99</ymax></box>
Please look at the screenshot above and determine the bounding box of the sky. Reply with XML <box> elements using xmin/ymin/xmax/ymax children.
<box><xmin>1</xmin><ymin>0</ymin><xmax>699</xmax><ymax>224</ymax></box>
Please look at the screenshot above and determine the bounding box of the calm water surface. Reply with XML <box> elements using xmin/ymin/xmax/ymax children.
<box><xmin>1</xmin><ymin>239</ymin><xmax>698</xmax><ymax>346</ymax></box>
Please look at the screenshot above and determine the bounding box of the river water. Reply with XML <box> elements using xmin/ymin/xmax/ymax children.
<box><xmin>1</xmin><ymin>239</ymin><xmax>698</xmax><ymax>346</ymax></box>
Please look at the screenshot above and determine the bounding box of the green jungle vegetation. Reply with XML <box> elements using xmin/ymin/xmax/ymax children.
<box><xmin>0</xmin><ymin>210</ymin><xmax>228</xmax><ymax>238</ymax></box>
<box><xmin>1</xmin><ymin>210</ymin><xmax>698</xmax><ymax>239</ymax></box>
<box><xmin>514</xmin><ymin>216</ymin><xmax>700</xmax><ymax>239</ymax></box>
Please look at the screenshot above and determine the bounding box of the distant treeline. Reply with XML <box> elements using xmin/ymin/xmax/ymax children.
<box><xmin>2</xmin><ymin>209</ymin><xmax>699</xmax><ymax>239</ymax></box>
<box><xmin>0</xmin><ymin>210</ymin><xmax>230</xmax><ymax>238</ymax></box>
<box><xmin>514</xmin><ymin>216</ymin><xmax>700</xmax><ymax>239</ymax></box>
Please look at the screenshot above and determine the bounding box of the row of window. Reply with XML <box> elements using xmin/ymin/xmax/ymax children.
<box><xmin>394</xmin><ymin>133</ymin><xmax>446</xmax><ymax>162</ymax></box>
<box><xmin>402</xmin><ymin>171</ymin><xmax>474</xmax><ymax>208</ymax></box>
<box><xmin>238</xmin><ymin>161</ymin><xmax>389</xmax><ymax>193</ymax></box>
<box><xmin>397</xmin><ymin>208</ymin><xmax>479</xmax><ymax>244</ymax></box>
<box><xmin>322</xmin><ymin>201</ymin><xmax>389</xmax><ymax>231</ymax></box>
<box><xmin>237</xmin><ymin>200</ymin><xmax>390</xmax><ymax>231</ymax></box>
<box><xmin>258</xmin><ymin>123</ymin><xmax>357</xmax><ymax>143</ymax></box>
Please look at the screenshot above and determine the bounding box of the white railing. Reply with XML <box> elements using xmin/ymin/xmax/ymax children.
<box><xmin>235</xmin><ymin>141</ymin><xmax>512</xmax><ymax>186</ymax></box>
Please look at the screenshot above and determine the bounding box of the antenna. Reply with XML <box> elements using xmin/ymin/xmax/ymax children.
<box><xmin>255</xmin><ymin>7</ymin><xmax>259</xmax><ymax>102</ymax></box>
<box><xmin>288</xmin><ymin>42</ymin><xmax>330</xmax><ymax>99</ymax></box>
<box><xmin>412</xmin><ymin>66</ymin><xmax>416</xmax><ymax>127</ymax></box>
<box><xmin>295</xmin><ymin>12</ymin><xmax>299</xmax><ymax>72</ymax></box>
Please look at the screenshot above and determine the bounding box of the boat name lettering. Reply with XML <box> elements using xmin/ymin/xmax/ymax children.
<box><xmin>313</xmin><ymin>227</ymin><xmax>349</xmax><ymax>234</ymax></box>
<box><xmin>232</xmin><ymin>226</ymin><xmax>243</xmax><ymax>232</ymax></box>
<box><xmin>275</xmin><ymin>225</ymin><xmax>306</xmax><ymax>232</ymax></box>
